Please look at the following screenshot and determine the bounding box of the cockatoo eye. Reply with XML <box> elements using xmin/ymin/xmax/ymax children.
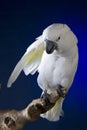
<box><xmin>56</xmin><ymin>36</ymin><xmax>60</xmax><ymax>42</ymax></box>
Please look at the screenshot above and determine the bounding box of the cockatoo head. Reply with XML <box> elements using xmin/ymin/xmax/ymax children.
<box><xmin>42</xmin><ymin>24</ymin><xmax>78</xmax><ymax>54</ymax></box>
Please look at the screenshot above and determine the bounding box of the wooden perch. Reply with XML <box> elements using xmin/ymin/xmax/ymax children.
<box><xmin>0</xmin><ymin>91</ymin><xmax>59</xmax><ymax>130</ymax></box>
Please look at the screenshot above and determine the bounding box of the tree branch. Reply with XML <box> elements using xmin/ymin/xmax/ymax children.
<box><xmin>0</xmin><ymin>91</ymin><xmax>59</xmax><ymax>130</ymax></box>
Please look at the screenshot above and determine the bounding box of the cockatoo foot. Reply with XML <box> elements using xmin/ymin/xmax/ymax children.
<box><xmin>41</xmin><ymin>90</ymin><xmax>51</xmax><ymax>106</ymax></box>
<box><xmin>57</xmin><ymin>85</ymin><xmax>67</xmax><ymax>98</ymax></box>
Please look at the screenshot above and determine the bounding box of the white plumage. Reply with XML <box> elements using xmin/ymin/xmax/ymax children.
<box><xmin>7</xmin><ymin>24</ymin><xmax>78</xmax><ymax>121</ymax></box>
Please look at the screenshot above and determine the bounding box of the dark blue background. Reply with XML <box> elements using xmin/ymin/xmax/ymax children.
<box><xmin>0</xmin><ymin>0</ymin><xmax>87</xmax><ymax>129</ymax></box>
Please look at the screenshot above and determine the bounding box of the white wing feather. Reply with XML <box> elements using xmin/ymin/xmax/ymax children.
<box><xmin>7</xmin><ymin>36</ymin><xmax>45</xmax><ymax>87</ymax></box>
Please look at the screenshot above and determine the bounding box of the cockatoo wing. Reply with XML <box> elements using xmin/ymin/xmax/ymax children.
<box><xmin>7</xmin><ymin>36</ymin><xmax>45</xmax><ymax>87</ymax></box>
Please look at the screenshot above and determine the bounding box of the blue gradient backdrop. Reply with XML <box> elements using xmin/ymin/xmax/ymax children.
<box><xmin>0</xmin><ymin>0</ymin><xmax>87</xmax><ymax>130</ymax></box>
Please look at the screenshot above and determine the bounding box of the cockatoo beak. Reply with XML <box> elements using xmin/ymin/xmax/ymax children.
<box><xmin>45</xmin><ymin>39</ymin><xmax>57</xmax><ymax>54</ymax></box>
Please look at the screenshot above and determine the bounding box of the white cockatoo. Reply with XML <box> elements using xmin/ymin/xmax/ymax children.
<box><xmin>7</xmin><ymin>24</ymin><xmax>78</xmax><ymax>121</ymax></box>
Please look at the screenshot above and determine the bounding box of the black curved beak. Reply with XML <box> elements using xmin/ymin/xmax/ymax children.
<box><xmin>45</xmin><ymin>39</ymin><xmax>57</xmax><ymax>54</ymax></box>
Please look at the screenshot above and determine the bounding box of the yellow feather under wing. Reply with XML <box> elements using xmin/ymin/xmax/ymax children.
<box><xmin>23</xmin><ymin>42</ymin><xmax>45</xmax><ymax>75</ymax></box>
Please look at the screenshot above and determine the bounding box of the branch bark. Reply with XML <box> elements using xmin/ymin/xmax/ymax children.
<box><xmin>0</xmin><ymin>91</ymin><xmax>59</xmax><ymax>130</ymax></box>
